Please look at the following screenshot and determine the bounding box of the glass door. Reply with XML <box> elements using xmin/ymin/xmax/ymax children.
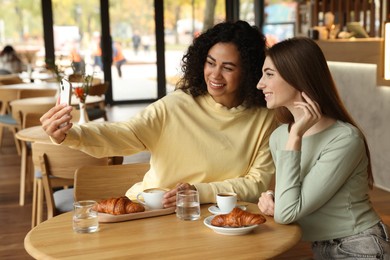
<box><xmin>52</xmin><ymin>0</ymin><xmax>101</xmax><ymax>77</ymax></box>
<box><xmin>163</xmin><ymin>0</ymin><xmax>226</xmax><ymax>91</ymax></box>
<box><xmin>109</xmin><ymin>0</ymin><xmax>158</xmax><ymax>102</ymax></box>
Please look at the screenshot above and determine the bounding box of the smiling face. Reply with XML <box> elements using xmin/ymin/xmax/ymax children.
<box><xmin>257</xmin><ymin>56</ymin><xmax>301</xmax><ymax>110</ymax></box>
<box><xmin>204</xmin><ymin>42</ymin><xmax>242</xmax><ymax>108</ymax></box>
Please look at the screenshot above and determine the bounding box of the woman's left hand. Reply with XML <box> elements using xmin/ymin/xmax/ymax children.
<box><xmin>162</xmin><ymin>183</ymin><xmax>195</xmax><ymax>208</ymax></box>
<box><xmin>290</xmin><ymin>92</ymin><xmax>322</xmax><ymax>137</ymax></box>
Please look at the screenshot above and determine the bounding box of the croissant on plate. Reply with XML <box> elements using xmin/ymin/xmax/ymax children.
<box><xmin>93</xmin><ymin>196</ymin><xmax>145</xmax><ymax>215</ymax></box>
<box><xmin>211</xmin><ymin>207</ymin><xmax>266</xmax><ymax>227</ymax></box>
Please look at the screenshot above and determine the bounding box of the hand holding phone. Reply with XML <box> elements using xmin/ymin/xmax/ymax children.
<box><xmin>60</xmin><ymin>79</ymin><xmax>72</xmax><ymax>105</ymax></box>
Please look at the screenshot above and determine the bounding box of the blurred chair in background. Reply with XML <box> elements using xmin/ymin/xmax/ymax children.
<box><xmin>86</xmin><ymin>82</ymin><xmax>108</xmax><ymax>121</ymax></box>
<box><xmin>0</xmin><ymin>88</ymin><xmax>21</xmax><ymax>154</ymax></box>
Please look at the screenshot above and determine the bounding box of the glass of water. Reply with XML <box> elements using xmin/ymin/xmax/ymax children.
<box><xmin>73</xmin><ymin>200</ymin><xmax>99</xmax><ymax>233</ymax></box>
<box><xmin>176</xmin><ymin>190</ymin><xmax>200</xmax><ymax>221</ymax></box>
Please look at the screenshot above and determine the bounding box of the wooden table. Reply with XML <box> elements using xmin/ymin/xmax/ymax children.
<box><xmin>24</xmin><ymin>203</ymin><xmax>302</xmax><ymax>259</ymax></box>
<box><xmin>10</xmin><ymin>95</ymin><xmax>104</xmax><ymax>108</ymax></box>
<box><xmin>0</xmin><ymin>82</ymin><xmax>58</xmax><ymax>90</ymax></box>
<box><xmin>15</xmin><ymin>125</ymin><xmax>50</xmax><ymax>143</ymax></box>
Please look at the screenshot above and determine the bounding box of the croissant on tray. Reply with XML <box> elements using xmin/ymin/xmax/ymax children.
<box><xmin>211</xmin><ymin>207</ymin><xmax>266</xmax><ymax>227</ymax></box>
<box><xmin>93</xmin><ymin>196</ymin><xmax>145</xmax><ymax>215</ymax></box>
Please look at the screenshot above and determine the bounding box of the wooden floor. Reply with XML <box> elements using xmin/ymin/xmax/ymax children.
<box><xmin>0</xmin><ymin>118</ymin><xmax>389</xmax><ymax>259</ymax></box>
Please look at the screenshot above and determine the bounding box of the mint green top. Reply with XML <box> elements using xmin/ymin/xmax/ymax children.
<box><xmin>270</xmin><ymin>121</ymin><xmax>380</xmax><ymax>241</ymax></box>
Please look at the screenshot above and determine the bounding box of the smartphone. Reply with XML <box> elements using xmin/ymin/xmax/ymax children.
<box><xmin>60</xmin><ymin>78</ymin><xmax>72</xmax><ymax>105</ymax></box>
<box><xmin>59</xmin><ymin>79</ymin><xmax>72</xmax><ymax>128</ymax></box>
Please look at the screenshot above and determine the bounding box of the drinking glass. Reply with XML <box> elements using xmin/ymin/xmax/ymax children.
<box><xmin>73</xmin><ymin>200</ymin><xmax>99</xmax><ymax>233</ymax></box>
<box><xmin>176</xmin><ymin>190</ymin><xmax>200</xmax><ymax>221</ymax></box>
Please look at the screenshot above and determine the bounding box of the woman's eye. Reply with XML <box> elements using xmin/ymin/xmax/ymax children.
<box><xmin>224</xmin><ymin>66</ymin><xmax>233</xmax><ymax>71</ymax></box>
<box><xmin>266</xmin><ymin>72</ymin><xmax>273</xmax><ymax>77</ymax></box>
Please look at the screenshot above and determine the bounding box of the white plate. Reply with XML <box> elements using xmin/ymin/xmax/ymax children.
<box><xmin>208</xmin><ymin>205</ymin><xmax>247</xmax><ymax>215</ymax></box>
<box><xmin>203</xmin><ymin>215</ymin><xmax>259</xmax><ymax>236</ymax></box>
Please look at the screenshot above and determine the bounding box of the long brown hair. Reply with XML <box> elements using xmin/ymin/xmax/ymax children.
<box><xmin>267</xmin><ymin>37</ymin><xmax>373</xmax><ymax>188</ymax></box>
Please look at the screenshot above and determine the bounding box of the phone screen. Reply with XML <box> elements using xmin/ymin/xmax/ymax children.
<box><xmin>60</xmin><ymin>79</ymin><xmax>72</xmax><ymax>105</ymax></box>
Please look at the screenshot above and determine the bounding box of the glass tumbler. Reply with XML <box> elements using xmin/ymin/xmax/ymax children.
<box><xmin>176</xmin><ymin>190</ymin><xmax>200</xmax><ymax>221</ymax></box>
<box><xmin>73</xmin><ymin>200</ymin><xmax>99</xmax><ymax>233</ymax></box>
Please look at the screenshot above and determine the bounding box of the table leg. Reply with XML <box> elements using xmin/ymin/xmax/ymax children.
<box><xmin>31</xmin><ymin>177</ymin><xmax>37</xmax><ymax>228</ymax></box>
<box><xmin>19</xmin><ymin>141</ymin><xmax>27</xmax><ymax>206</ymax></box>
<box><xmin>37</xmin><ymin>179</ymin><xmax>43</xmax><ymax>225</ymax></box>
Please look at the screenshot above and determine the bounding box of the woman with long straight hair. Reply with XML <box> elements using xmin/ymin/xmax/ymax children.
<box><xmin>257</xmin><ymin>37</ymin><xmax>389</xmax><ymax>259</ymax></box>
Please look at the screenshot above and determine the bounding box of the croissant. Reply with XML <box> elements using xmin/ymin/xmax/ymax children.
<box><xmin>211</xmin><ymin>207</ymin><xmax>266</xmax><ymax>227</ymax></box>
<box><xmin>93</xmin><ymin>196</ymin><xmax>145</xmax><ymax>215</ymax></box>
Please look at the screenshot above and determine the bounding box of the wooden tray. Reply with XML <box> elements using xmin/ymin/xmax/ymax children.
<box><xmin>98</xmin><ymin>207</ymin><xmax>176</xmax><ymax>223</ymax></box>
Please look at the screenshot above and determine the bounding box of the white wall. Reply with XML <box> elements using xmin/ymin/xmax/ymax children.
<box><xmin>328</xmin><ymin>62</ymin><xmax>390</xmax><ymax>192</ymax></box>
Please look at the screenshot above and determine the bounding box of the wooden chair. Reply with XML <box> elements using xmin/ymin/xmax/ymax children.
<box><xmin>74</xmin><ymin>163</ymin><xmax>149</xmax><ymax>202</ymax></box>
<box><xmin>68</xmin><ymin>74</ymin><xmax>83</xmax><ymax>83</ymax></box>
<box><xmin>31</xmin><ymin>142</ymin><xmax>110</xmax><ymax>226</ymax></box>
<box><xmin>1</xmin><ymin>88</ymin><xmax>56</xmax><ymax>155</ymax></box>
<box><xmin>86</xmin><ymin>82</ymin><xmax>108</xmax><ymax>121</ymax></box>
<box><xmin>0</xmin><ymin>88</ymin><xmax>21</xmax><ymax>154</ymax></box>
<box><xmin>11</xmin><ymin>100</ymin><xmax>54</xmax><ymax>158</ymax></box>
<box><xmin>20</xmin><ymin>110</ymin><xmax>80</xmax><ymax>194</ymax></box>
<box><xmin>68</xmin><ymin>74</ymin><xmax>101</xmax><ymax>85</ymax></box>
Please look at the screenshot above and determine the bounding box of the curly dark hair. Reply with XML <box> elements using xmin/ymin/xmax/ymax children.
<box><xmin>176</xmin><ymin>20</ymin><xmax>267</xmax><ymax>108</ymax></box>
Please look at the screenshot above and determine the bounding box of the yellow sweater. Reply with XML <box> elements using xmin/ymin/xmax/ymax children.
<box><xmin>63</xmin><ymin>90</ymin><xmax>276</xmax><ymax>203</ymax></box>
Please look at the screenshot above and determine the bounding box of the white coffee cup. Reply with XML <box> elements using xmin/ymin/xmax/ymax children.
<box><xmin>136</xmin><ymin>188</ymin><xmax>168</xmax><ymax>210</ymax></box>
<box><xmin>216</xmin><ymin>192</ymin><xmax>237</xmax><ymax>213</ymax></box>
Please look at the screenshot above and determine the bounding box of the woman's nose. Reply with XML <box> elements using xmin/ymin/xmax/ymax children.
<box><xmin>211</xmin><ymin>67</ymin><xmax>222</xmax><ymax>78</ymax></box>
<box><xmin>257</xmin><ymin>77</ymin><xmax>265</xmax><ymax>90</ymax></box>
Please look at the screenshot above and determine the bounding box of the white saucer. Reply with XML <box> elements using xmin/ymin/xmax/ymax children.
<box><xmin>208</xmin><ymin>205</ymin><xmax>247</xmax><ymax>215</ymax></box>
<box><xmin>203</xmin><ymin>215</ymin><xmax>259</xmax><ymax>236</ymax></box>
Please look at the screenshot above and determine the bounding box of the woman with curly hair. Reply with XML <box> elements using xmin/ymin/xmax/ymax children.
<box><xmin>40</xmin><ymin>20</ymin><xmax>276</xmax><ymax>207</ymax></box>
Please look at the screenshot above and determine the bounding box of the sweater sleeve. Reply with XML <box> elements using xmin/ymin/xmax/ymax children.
<box><xmin>274</xmin><ymin>132</ymin><xmax>367</xmax><ymax>224</ymax></box>
<box><xmin>61</xmin><ymin>100</ymin><xmax>166</xmax><ymax>158</ymax></box>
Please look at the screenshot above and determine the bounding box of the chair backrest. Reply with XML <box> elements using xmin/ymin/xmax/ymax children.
<box><xmin>68</xmin><ymin>74</ymin><xmax>101</xmax><ymax>84</ymax></box>
<box><xmin>31</xmin><ymin>142</ymin><xmax>109</xmax><ymax>217</ymax></box>
<box><xmin>88</xmin><ymin>82</ymin><xmax>108</xmax><ymax>96</ymax></box>
<box><xmin>85</xmin><ymin>82</ymin><xmax>108</xmax><ymax>121</ymax></box>
<box><xmin>11</xmin><ymin>101</ymin><xmax>55</xmax><ymax>127</ymax></box>
<box><xmin>0</xmin><ymin>89</ymin><xmax>20</xmax><ymax>115</ymax></box>
<box><xmin>23</xmin><ymin>112</ymin><xmax>43</xmax><ymax>129</ymax></box>
<box><xmin>68</xmin><ymin>74</ymin><xmax>83</xmax><ymax>83</ymax></box>
<box><xmin>23</xmin><ymin>108</ymin><xmax>79</xmax><ymax>130</ymax></box>
<box><xmin>19</xmin><ymin>89</ymin><xmax>57</xmax><ymax>99</ymax></box>
<box><xmin>74</xmin><ymin>163</ymin><xmax>149</xmax><ymax>202</ymax></box>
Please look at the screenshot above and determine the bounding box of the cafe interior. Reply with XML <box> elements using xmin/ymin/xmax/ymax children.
<box><xmin>1</xmin><ymin>0</ymin><xmax>390</xmax><ymax>259</ymax></box>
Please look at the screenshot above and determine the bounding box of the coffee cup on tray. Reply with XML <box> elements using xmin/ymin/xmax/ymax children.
<box><xmin>136</xmin><ymin>188</ymin><xmax>168</xmax><ymax>210</ymax></box>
